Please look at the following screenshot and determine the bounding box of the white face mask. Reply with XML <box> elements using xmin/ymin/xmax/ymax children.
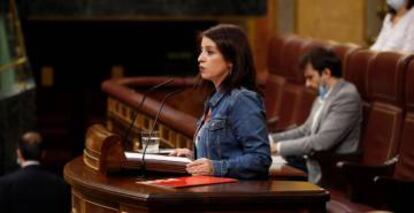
<box><xmin>318</xmin><ymin>84</ymin><xmax>328</xmax><ymax>100</ymax></box>
<box><xmin>387</xmin><ymin>0</ymin><xmax>407</xmax><ymax>10</ymax></box>
<box><xmin>318</xmin><ymin>73</ymin><xmax>329</xmax><ymax>100</ymax></box>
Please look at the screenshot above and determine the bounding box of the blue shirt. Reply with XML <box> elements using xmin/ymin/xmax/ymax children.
<box><xmin>195</xmin><ymin>87</ymin><xmax>271</xmax><ymax>179</ymax></box>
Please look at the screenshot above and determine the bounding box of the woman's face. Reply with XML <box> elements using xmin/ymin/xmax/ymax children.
<box><xmin>198</xmin><ymin>36</ymin><xmax>232</xmax><ymax>88</ymax></box>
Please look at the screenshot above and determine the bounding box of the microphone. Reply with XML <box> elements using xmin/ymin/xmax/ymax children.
<box><xmin>122</xmin><ymin>78</ymin><xmax>174</xmax><ymax>149</ymax></box>
<box><xmin>140</xmin><ymin>87</ymin><xmax>186</xmax><ymax>176</ymax></box>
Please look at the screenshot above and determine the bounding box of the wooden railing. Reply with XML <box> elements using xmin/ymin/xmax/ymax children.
<box><xmin>101</xmin><ymin>76</ymin><xmax>203</xmax><ymax>150</ymax></box>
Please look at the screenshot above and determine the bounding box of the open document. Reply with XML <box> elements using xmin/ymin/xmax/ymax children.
<box><xmin>124</xmin><ymin>151</ymin><xmax>192</xmax><ymax>174</ymax></box>
<box><xmin>125</xmin><ymin>151</ymin><xmax>192</xmax><ymax>164</ymax></box>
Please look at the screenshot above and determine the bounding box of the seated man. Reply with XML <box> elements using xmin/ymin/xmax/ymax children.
<box><xmin>270</xmin><ymin>47</ymin><xmax>362</xmax><ymax>184</ymax></box>
<box><xmin>0</xmin><ymin>132</ymin><xmax>70</xmax><ymax>213</ymax></box>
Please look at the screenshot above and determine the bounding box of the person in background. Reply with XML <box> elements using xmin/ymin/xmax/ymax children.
<box><xmin>0</xmin><ymin>131</ymin><xmax>70</xmax><ymax>213</ymax></box>
<box><xmin>269</xmin><ymin>47</ymin><xmax>362</xmax><ymax>184</ymax></box>
<box><xmin>370</xmin><ymin>0</ymin><xmax>414</xmax><ymax>53</ymax></box>
<box><xmin>170</xmin><ymin>24</ymin><xmax>272</xmax><ymax>179</ymax></box>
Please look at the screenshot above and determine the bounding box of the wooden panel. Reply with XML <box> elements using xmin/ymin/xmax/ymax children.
<box><xmin>296</xmin><ymin>0</ymin><xmax>365</xmax><ymax>45</ymax></box>
<box><xmin>84</xmin><ymin>199</ymin><xmax>118</xmax><ymax>213</ymax></box>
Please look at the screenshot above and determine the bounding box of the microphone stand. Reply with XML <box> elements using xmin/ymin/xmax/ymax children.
<box><xmin>140</xmin><ymin>88</ymin><xmax>186</xmax><ymax>177</ymax></box>
<box><xmin>122</xmin><ymin>79</ymin><xmax>174</xmax><ymax>149</ymax></box>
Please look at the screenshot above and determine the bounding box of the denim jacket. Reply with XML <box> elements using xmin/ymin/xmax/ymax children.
<box><xmin>194</xmin><ymin>87</ymin><xmax>271</xmax><ymax>179</ymax></box>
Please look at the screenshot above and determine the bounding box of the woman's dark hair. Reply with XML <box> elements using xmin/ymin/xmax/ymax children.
<box><xmin>198</xmin><ymin>24</ymin><xmax>258</xmax><ymax>94</ymax></box>
<box><xmin>299</xmin><ymin>47</ymin><xmax>342</xmax><ymax>78</ymax></box>
<box><xmin>388</xmin><ymin>0</ymin><xmax>414</xmax><ymax>15</ymax></box>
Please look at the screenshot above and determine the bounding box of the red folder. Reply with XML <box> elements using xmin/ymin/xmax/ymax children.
<box><xmin>139</xmin><ymin>176</ymin><xmax>237</xmax><ymax>188</ymax></box>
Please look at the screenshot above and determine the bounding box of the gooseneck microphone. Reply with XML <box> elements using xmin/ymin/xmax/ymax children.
<box><xmin>122</xmin><ymin>78</ymin><xmax>174</xmax><ymax>148</ymax></box>
<box><xmin>140</xmin><ymin>87</ymin><xmax>186</xmax><ymax>176</ymax></box>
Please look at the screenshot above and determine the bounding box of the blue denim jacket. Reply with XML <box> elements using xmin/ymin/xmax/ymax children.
<box><xmin>195</xmin><ymin>87</ymin><xmax>271</xmax><ymax>179</ymax></box>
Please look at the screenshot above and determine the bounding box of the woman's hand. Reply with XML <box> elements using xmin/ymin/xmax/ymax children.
<box><xmin>186</xmin><ymin>158</ymin><xmax>214</xmax><ymax>176</ymax></box>
<box><xmin>270</xmin><ymin>141</ymin><xmax>279</xmax><ymax>154</ymax></box>
<box><xmin>169</xmin><ymin>148</ymin><xmax>193</xmax><ymax>159</ymax></box>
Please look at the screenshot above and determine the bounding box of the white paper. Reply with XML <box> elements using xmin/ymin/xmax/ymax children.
<box><xmin>270</xmin><ymin>155</ymin><xmax>287</xmax><ymax>170</ymax></box>
<box><xmin>125</xmin><ymin>151</ymin><xmax>192</xmax><ymax>163</ymax></box>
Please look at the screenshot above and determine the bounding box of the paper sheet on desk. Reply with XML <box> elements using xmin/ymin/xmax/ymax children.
<box><xmin>270</xmin><ymin>155</ymin><xmax>287</xmax><ymax>170</ymax></box>
<box><xmin>125</xmin><ymin>151</ymin><xmax>192</xmax><ymax>163</ymax></box>
<box><xmin>134</xmin><ymin>148</ymin><xmax>175</xmax><ymax>155</ymax></box>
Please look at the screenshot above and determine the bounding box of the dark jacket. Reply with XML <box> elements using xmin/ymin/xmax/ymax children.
<box><xmin>0</xmin><ymin>164</ymin><xmax>70</xmax><ymax>213</ymax></box>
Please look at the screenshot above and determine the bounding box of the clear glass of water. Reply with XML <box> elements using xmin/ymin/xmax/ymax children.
<box><xmin>140</xmin><ymin>131</ymin><xmax>160</xmax><ymax>154</ymax></box>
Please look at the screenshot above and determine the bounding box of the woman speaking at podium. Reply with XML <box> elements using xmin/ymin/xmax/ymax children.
<box><xmin>170</xmin><ymin>24</ymin><xmax>272</xmax><ymax>179</ymax></box>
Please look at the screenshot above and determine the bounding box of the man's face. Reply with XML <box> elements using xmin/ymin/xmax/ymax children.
<box><xmin>304</xmin><ymin>63</ymin><xmax>323</xmax><ymax>90</ymax></box>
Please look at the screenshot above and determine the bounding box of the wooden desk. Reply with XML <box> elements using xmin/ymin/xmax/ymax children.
<box><xmin>65</xmin><ymin>157</ymin><xmax>329</xmax><ymax>213</ymax></box>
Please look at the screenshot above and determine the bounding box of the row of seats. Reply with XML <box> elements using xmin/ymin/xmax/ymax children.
<box><xmin>263</xmin><ymin>34</ymin><xmax>414</xmax><ymax>212</ymax></box>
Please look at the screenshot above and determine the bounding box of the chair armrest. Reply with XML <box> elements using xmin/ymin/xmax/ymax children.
<box><xmin>337</xmin><ymin>161</ymin><xmax>395</xmax><ymax>183</ymax></box>
<box><xmin>337</xmin><ymin>156</ymin><xmax>397</xmax><ymax>178</ymax></box>
<box><xmin>374</xmin><ymin>176</ymin><xmax>414</xmax><ymax>188</ymax></box>
<box><xmin>336</xmin><ymin>158</ymin><xmax>397</xmax><ymax>202</ymax></box>
<box><xmin>310</xmin><ymin>151</ymin><xmax>362</xmax><ymax>189</ymax></box>
<box><xmin>313</xmin><ymin>151</ymin><xmax>362</xmax><ymax>163</ymax></box>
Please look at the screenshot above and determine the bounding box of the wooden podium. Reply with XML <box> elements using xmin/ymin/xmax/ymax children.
<box><xmin>65</xmin><ymin>156</ymin><xmax>329</xmax><ymax>213</ymax></box>
<box><xmin>64</xmin><ymin>124</ymin><xmax>329</xmax><ymax>213</ymax></box>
